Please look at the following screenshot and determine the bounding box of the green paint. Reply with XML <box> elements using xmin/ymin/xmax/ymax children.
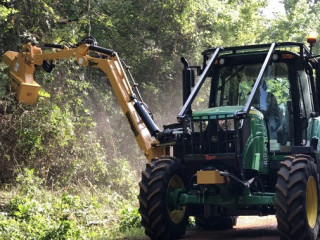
<box><xmin>193</xmin><ymin>106</ymin><xmax>243</xmax><ymax>119</ymax></box>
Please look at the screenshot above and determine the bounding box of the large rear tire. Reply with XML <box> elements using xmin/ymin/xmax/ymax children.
<box><xmin>138</xmin><ymin>157</ymin><xmax>188</xmax><ymax>240</ymax></box>
<box><xmin>276</xmin><ymin>154</ymin><xmax>320</xmax><ymax>240</ymax></box>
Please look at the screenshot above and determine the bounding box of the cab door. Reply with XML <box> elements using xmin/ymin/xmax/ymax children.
<box><xmin>295</xmin><ymin>67</ymin><xmax>315</xmax><ymax>146</ymax></box>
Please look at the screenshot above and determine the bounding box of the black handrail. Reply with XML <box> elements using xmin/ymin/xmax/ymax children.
<box><xmin>202</xmin><ymin>42</ymin><xmax>308</xmax><ymax>57</ymax></box>
<box><xmin>178</xmin><ymin>47</ymin><xmax>221</xmax><ymax>121</ymax></box>
<box><xmin>239</xmin><ymin>42</ymin><xmax>277</xmax><ymax>116</ymax></box>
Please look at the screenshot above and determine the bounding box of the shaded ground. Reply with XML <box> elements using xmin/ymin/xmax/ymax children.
<box><xmin>183</xmin><ymin>216</ymin><xmax>279</xmax><ymax>240</ymax></box>
<box><xmin>136</xmin><ymin>215</ymin><xmax>320</xmax><ymax>239</ymax></box>
<box><xmin>137</xmin><ymin>216</ymin><xmax>279</xmax><ymax>240</ymax></box>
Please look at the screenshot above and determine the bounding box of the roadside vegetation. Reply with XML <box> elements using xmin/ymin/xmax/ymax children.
<box><xmin>0</xmin><ymin>61</ymin><xmax>143</xmax><ymax>238</ymax></box>
<box><xmin>0</xmin><ymin>169</ymin><xmax>143</xmax><ymax>239</ymax></box>
<box><xmin>1</xmin><ymin>0</ymin><xmax>320</xmax><ymax>238</ymax></box>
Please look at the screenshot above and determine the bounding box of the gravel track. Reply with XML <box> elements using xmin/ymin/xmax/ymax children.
<box><xmin>184</xmin><ymin>216</ymin><xmax>279</xmax><ymax>240</ymax></box>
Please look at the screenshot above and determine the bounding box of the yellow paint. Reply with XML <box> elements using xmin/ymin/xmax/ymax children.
<box><xmin>197</xmin><ymin>170</ymin><xmax>229</xmax><ymax>184</ymax></box>
<box><xmin>306</xmin><ymin>176</ymin><xmax>318</xmax><ymax>228</ymax></box>
<box><xmin>167</xmin><ymin>175</ymin><xmax>186</xmax><ymax>224</ymax></box>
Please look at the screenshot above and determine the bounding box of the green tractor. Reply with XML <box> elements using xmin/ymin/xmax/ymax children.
<box><xmin>138</xmin><ymin>37</ymin><xmax>320</xmax><ymax>239</ymax></box>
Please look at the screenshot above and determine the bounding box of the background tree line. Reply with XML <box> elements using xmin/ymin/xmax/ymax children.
<box><xmin>0</xmin><ymin>0</ymin><xmax>320</xmax><ymax>238</ymax></box>
<box><xmin>1</xmin><ymin>0</ymin><xmax>320</xmax><ymax>195</ymax></box>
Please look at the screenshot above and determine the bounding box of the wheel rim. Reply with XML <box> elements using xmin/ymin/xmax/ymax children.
<box><xmin>167</xmin><ymin>175</ymin><xmax>186</xmax><ymax>224</ymax></box>
<box><xmin>306</xmin><ymin>176</ymin><xmax>318</xmax><ymax>228</ymax></box>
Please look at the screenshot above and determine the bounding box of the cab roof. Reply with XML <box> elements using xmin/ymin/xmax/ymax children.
<box><xmin>202</xmin><ymin>42</ymin><xmax>311</xmax><ymax>59</ymax></box>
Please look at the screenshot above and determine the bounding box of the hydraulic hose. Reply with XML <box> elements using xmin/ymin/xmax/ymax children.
<box><xmin>134</xmin><ymin>101</ymin><xmax>160</xmax><ymax>137</ymax></box>
<box><xmin>44</xmin><ymin>43</ymin><xmax>64</xmax><ymax>49</ymax></box>
<box><xmin>88</xmin><ymin>45</ymin><xmax>115</xmax><ymax>56</ymax></box>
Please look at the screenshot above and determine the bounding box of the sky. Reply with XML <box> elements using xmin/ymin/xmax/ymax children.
<box><xmin>264</xmin><ymin>0</ymin><xmax>286</xmax><ymax>18</ymax></box>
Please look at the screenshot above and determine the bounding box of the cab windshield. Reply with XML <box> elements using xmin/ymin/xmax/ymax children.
<box><xmin>192</xmin><ymin>61</ymin><xmax>290</xmax><ymax>111</ymax></box>
<box><xmin>191</xmin><ymin>60</ymin><xmax>292</xmax><ymax>151</ymax></box>
<box><xmin>214</xmin><ymin>64</ymin><xmax>262</xmax><ymax>107</ymax></box>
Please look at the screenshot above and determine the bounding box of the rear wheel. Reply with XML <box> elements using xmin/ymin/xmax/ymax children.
<box><xmin>276</xmin><ymin>154</ymin><xmax>320</xmax><ymax>240</ymax></box>
<box><xmin>138</xmin><ymin>157</ymin><xmax>188</xmax><ymax>240</ymax></box>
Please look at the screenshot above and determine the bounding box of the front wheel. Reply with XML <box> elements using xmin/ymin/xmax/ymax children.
<box><xmin>276</xmin><ymin>154</ymin><xmax>320</xmax><ymax>240</ymax></box>
<box><xmin>138</xmin><ymin>157</ymin><xmax>188</xmax><ymax>240</ymax></box>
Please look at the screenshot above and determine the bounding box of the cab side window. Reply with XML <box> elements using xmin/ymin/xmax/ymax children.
<box><xmin>297</xmin><ymin>70</ymin><xmax>314</xmax><ymax>144</ymax></box>
<box><xmin>254</xmin><ymin>62</ymin><xmax>293</xmax><ymax>151</ymax></box>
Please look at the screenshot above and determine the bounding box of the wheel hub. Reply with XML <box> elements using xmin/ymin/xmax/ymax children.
<box><xmin>306</xmin><ymin>176</ymin><xmax>318</xmax><ymax>228</ymax></box>
<box><xmin>167</xmin><ymin>175</ymin><xmax>186</xmax><ymax>224</ymax></box>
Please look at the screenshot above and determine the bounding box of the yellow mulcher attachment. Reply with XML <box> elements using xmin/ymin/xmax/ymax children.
<box><xmin>2</xmin><ymin>46</ymin><xmax>41</xmax><ymax>105</ymax></box>
<box><xmin>2</xmin><ymin>38</ymin><xmax>167</xmax><ymax>161</ymax></box>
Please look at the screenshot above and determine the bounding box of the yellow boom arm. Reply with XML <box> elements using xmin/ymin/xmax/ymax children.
<box><xmin>2</xmin><ymin>41</ymin><xmax>167</xmax><ymax>161</ymax></box>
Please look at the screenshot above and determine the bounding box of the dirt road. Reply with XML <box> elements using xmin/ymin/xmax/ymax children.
<box><xmin>184</xmin><ymin>216</ymin><xmax>280</xmax><ymax>240</ymax></box>
<box><xmin>139</xmin><ymin>216</ymin><xmax>320</xmax><ymax>239</ymax></box>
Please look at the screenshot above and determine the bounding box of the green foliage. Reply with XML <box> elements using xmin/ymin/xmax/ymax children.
<box><xmin>119</xmin><ymin>207</ymin><xmax>141</xmax><ymax>232</ymax></box>
<box><xmin>1</xmin><ymin>0</ymin><xmax>320</xmax><ymax>238</ymax></box>
<box><xmin>0</xmin><ymin>60</ymin><xmax>136</xmax><ymax>187</ymax></box>
<box><xmin>266</xmin><ymin>77</ymin><xmax>291</xmax><ymax>105</ymax></box>
<box><xmin>0</xmin><ymin>63</ymin><xmax>10</xmax><ymax>98</ymax></box>
<box><xmin>0</xmin><ymin>168</ymin><xmax>140</xmax><ymax>239</ymax></box>
<box><xmin>262</xmin><ymin>0</ymin><xmax>320</xmax><ymax>55</ymax></box>
<box><xmin>0</xmin><ymin>5</ymin><xmax>11</xmax><ymax>21</ymax></box>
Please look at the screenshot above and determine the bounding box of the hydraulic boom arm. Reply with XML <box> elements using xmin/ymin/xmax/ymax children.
<box><xmin>2</xmin><ymin>39</ymin><xmax>166</xmax><ymax>161</ymax></box>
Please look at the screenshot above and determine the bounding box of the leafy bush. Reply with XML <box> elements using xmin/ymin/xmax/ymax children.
<box><xmin>119</xmin><ymin>207</ymin><xmax>141</xmax><ymax>232</ymax></box>
<box><xmin>0</xmin><ymin>60</ymin><xmax>142</xmax><ymax>188</ymax></box>
<box><xmin>0</xmin><ymin>54</ymin><xmax>144</xmax><ymax>239</ymax></box>
<box><xmin>0</xmin><ymin>64</ymin><xmax>10</xmax><ymax>98</ymax></box>
<box><xmin>0</xmin><ymin>168</ymin><xmax>141</xmax><ymax>239</ymax></box>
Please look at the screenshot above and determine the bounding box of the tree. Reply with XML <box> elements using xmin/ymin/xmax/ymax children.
<box><xmin>261</xmin><ymin>0</ymin><xmax>320</xmax><ymax>54</ymax></box>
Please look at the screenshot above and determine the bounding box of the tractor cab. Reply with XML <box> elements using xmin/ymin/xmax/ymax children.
<box><xmin>194</xmin><ymin>51</ymin><xmax>291</xmax><ymax>147</ymax></box>
<box><xmin>169</xmin><ymin>42</ymin><xmax>320</xmax><ymax>184</ymax></box>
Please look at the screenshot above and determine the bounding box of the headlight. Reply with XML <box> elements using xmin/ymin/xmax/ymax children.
<box><xmin>218</xmin><ymin>119</ymin><xmax>235</xmax><ymax>131</ymax></box>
